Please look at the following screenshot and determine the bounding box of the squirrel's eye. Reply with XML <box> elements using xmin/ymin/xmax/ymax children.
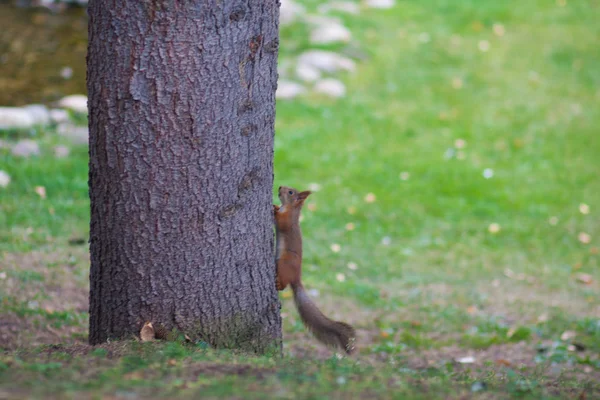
<box><xmin>288</xmin><ymin>190</ymin><xmax>293</xmax><ymax>195</ymax></box>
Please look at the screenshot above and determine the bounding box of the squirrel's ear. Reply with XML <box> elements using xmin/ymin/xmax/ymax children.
<box><xmin>296</xmin><ymin>191</ymin><xmax>312</xmax><ymax>202</ymax></box>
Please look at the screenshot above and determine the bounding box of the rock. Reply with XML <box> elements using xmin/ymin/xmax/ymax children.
<box><xmin>57</xmin><ymin>123</ymin><xmax>88</xmax><ymax>145</ymax></box>
<box><xmin>49</xmin><ymin>109</ymin><xmax>70</xmax><ymax>124</ymax></box>
<box><xmin>0</xmin><ymin>107</ymin><xmax>35</xmax><ymax>130</ymax></box>
<box><xmin>23</xmin><ymin>104</ymin><xmax>50</xmax><ymax>126</ymax></box>
<box><xmin>297</xmin><ymin>50</ymin><xmax>356</xmax><ymax>73</ymax></box>
<box><xmin>276</xmin><ymin>80</ymin><xmax>305</xmax><ymax>100</ymax></box>
<box><xmin>57</xmin><ymin>94</ymin><xmax>88</xmax><ymax>114</ymax></box>
<box><xmin>318</xmin><ymin>2</ymin><xmax>360</xmax><ymax>14</ymax></box>
<box><xmin>296</xmin><ymin>63</ymin><xmax>322</xmax><ymax>82</ymax></box>
<box><xmin>280</xmin><ymin>0</ymin><xmax>305</xmax><ymax>26</ymax></box>
<box><xmin>310</xmin><ymin>23</ymin><xmax>352</xmax><ymax>45</ymax></box>
<box><xmin>53</xmin><ymin>145</ymin><xmax>70</xmax><ymax>158</ymax></box>
<box><xmin>364</xmin><ymin>0</ymin><xmax>395</xmax><ymax>8</ymax></box>
<box><xmin>11</xmin><ymin>140</ymin><xmax>41</xmax><ymax>157</ymax></box>
<box><xmin>314</xmin><ymin>78</ymin><xmax>346</xmax><ymax>98</ymax></box>
<box><xmin>0</xmin><ymin>170</ymin><xmax>10</xmax><ymax>188</ymax></box>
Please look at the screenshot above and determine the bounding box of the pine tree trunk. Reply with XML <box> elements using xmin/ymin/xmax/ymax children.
<box><xmin>87</xmin><ymin>0</ymin><xmax>281</xmax><ymax>352</ymax></box>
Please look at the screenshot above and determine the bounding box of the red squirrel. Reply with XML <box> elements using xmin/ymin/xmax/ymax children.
<box><xmin>273</xmin><ymin>186</ymin><xmax>356</xmax><ymax>354</ymax></box>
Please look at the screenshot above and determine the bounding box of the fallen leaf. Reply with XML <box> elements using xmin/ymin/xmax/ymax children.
<box><xmin>380</xmin><ymin>330</ymin><xmax>390</xmax><ymax>338</ymax></box>
<box><xmin>454</xmin><ymin>138</ymin><xmax>466</xmax><ymax>148</ymax></box>
<box><xmin>496</xmin><ymin>359</ymin><xmax>511</xmax><ymax>367</ymax></box>
<box><xmin>124</xmin><ymin>371</ymin><xmax>143</xmax><ymax>380</ymax></box>
<box><xmin>578</xmin><ymin>232</ymin><xmax>591</xmax><ymax>244</ymax></box>
<box><xmin>560</xmin><ymin>330</ymin><xmax>576</xmax><ymax>341</ymax></box>
<box><xmin>492</xmin><ymin>23</ymin><xmax>505</xmax><ymax>37</ymax></box>
<box><xmin>282</xmin><ymin>291</ymin><xmax>292</xmax><ymax>299</ymax></box>
<box><xmin>466</xmin><ymin>305</ymin><xmax>478</xmax><ymax>315</ymax></box>
<box><xmin>364</xmin><ymin>193</ymin><xmax>376</xmax><ymax>203</ymax></box>
<box><xmin>451</xmin><ymin>78</ymin><xmax>463</xmax><ymax>89</ymax></box>
<box><xmin>575</xmin><ymin>273</ymin><xmax>593</xmax><ymax>285</ymax></box>
<box><xmin>308</xmin><ymin>183</ymin><xmax>321</xmax><ymax>192</ymax></box>
<box><xmin>167</xmin><ymin>359</ymin><xmax>177</xmax><ymax>366</ymax></box>
<box><xmin>35</xmin><ymin>186</ymin><xmax>47</xmax><ymax>199</ymax></box>
<box><xmin>504</xmin><ymin>268</ymin><xmax>515</xmax><ymax>278</ymax></box>
<box><xmin>488</xmin><ymin>223</ymin><xmax>501</xmax><ymax>233</ymax></box>
<box><xmin>456</xmin><ymin>356</ymin><xmax>475</xmax><ymax>364</ymax></box>
<box><xmin>471</xmin><ymin>21</ymin><xmax>483</xmax><ymax>31</ymax></box>
<box><xmin>140</xmin><ymin>322</ymin><xmax>155</xmax><ymax>342</ymax></box>
<box><xmin>478</xmin><ymin>40</ymin><xmax>490</xmax><ymax>52</ymax></box>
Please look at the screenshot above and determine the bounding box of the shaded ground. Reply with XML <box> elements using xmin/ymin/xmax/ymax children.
<box><xmin>1</xmin><ymin>249</ymin><xmax>598</xmax><ymax>399</ymax></box>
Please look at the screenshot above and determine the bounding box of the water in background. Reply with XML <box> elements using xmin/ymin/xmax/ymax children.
<box><xmin>0</xmin><ymin>2</ymin><xmax>88</xmax><ymax>106</ymax></box>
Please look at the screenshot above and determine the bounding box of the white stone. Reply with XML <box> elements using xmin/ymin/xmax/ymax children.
<box><xmin>297</xmin><ymin>50</ymin><xmax>356</xmax><ymax>73</ymax></box>
<box><xmin>0</xmin><ymin>107</ymin><xmax>35</xmax><ymax>130</ymax></box>
<box><xmin>57</xmin><ymin>123</ymin><xmax>88</xmax><ymax>145</ymax></box>
<box><xmin>296</xmin><ymin>63</ymin><xmax>322</xmax><ymax>82</ymax></box>
<box><xmin>24</xmin><ymin>104</ymin><xmax>50</xmax><ymax>126</ymax></box>
<box><xmin>280</xmin><ymin>0</ymin><xmax>305</xmax><ymax>26</ymax></box>
<box><xmin>314</xmin><ymin>78</ymin><xmax>346</xmax><ymax>98</ymax></box>
<box><xmin>0</xmin><ymin>170</ymin><xmax>10</xmax><ymax>188</ymax></box>
<box><xmin>310</xmin><ymin>23</ymin><xmax>352</xmax><ymax>45</ymax></box>
<box><xmin>11</xmin><ymin>140</ymin><xmax>40</xmax><ymax>158</ymax></box>
<box><xmin>318</xmin><ymin>2</ymin><xmax>360</xmax><ymax>14</ymax></box>
<box><xmin>49</xmin><ymin>109</ymin><xmax>70</xmax><ymax>124</ymax></box>
<box><xmin>54</xmin><ymin>145</ymin><xmax>70</xmax><ymax>158</ymax></box>
<box><xmin>57</xmin><ymin>94</ymin><xmax>88</xmax><ymax>114</ymax></box>
<box><xmin>276</xmin><ymin>80</ymin><xmax>305</xmax><ymax>100</ymax></box>
<box><xmin>364</xmin><ymin>0</ymin><xmax>395</xmax><ymax>8</ymax></box>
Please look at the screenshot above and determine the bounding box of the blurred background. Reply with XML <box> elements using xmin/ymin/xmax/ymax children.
<box><xmin>0</xmin><ymin>0</ymin><xmax>599</xmax><ymax>397</ymax></box>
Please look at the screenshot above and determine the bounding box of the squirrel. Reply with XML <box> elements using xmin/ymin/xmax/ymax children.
<box><xmin>273</xmin><ymin>186</ymin><xmax>356</xmax><ymax>354</ymax></box>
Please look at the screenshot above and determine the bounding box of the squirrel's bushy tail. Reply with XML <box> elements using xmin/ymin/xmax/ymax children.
<box><xmin>291</xmin><ymin>282</ymin><xmax>356</xmax><ymax>354</ymax></box>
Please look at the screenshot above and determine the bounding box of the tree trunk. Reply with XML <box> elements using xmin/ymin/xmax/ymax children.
<box><xmin>87</xmin><ymin>0</ymin><xmax>281</xmax><ymax>353</ymax></box>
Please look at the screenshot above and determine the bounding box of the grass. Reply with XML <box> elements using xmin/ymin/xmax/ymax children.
<box><xmin>1</xmin><ymin>0</ymin><xmax>599</xmax><ymax>398</ymax></box>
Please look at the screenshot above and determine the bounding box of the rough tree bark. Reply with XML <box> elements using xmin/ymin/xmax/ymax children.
<box><xmin>87</xmin><ymin>0</ymin><xmax>281</xmax><ymax>352</ymax></box>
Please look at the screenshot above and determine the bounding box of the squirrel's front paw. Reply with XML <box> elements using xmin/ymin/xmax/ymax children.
<box><xmin>273</xmin><ymin>204</ymin><xmax>280</xmax><ymax>214</ymax></box>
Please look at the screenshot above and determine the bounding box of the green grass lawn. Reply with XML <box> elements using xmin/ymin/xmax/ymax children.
<box><xmin>1</xmin><ymin>0</ymin><xmax>599</xmax><ymax>398</ymax></box>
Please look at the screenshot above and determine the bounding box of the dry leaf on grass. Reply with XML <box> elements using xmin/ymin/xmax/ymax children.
<box><xmin>575</xmin><ymin>273</ymin><xmax>593</xmax><ymax>285</ymax></box>
<box><xmin>140</xmin><ymin>321</ymin><xmax>155</xmax><ymax>342</ymax></box>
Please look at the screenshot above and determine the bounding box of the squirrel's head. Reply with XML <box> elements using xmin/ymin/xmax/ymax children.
<box><xmin>278</xmin><ymin>186</ymin><xmax>311</xmax><ymax>207</ymax></box>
